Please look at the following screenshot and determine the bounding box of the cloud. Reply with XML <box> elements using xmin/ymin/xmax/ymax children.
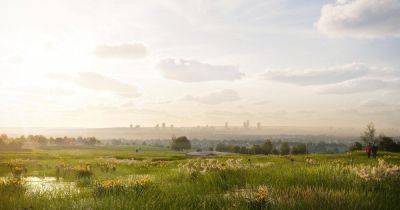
<box><xmin>261</xmin><ymin>63</ymin><xmax>370</xmax><ymax>85</ymax></box>
<box><xmin>183</xmin><ymin>89</ymin><xmax>240</xmax><ymax>104</ymax></box>
<box><xmin>48</xmin><ymin>72</ymin><xmax>140</xmax><ymax>98</ymax></box>
<box><xmin>94</xmin><ymin>43</ymin><xmax>147</xmax><ymax>59</ymax></box>
<box><xmin>297</xmin><ymin>110</ymin><xmax>316</xmax><ymax>115</ymax></box>
<box><xmin>157</xmin><ymin>58</ymin><xmax>244</xmax><ymax>82</ymax></box>
<box><xmin>335</xmin><ymin>106</ymin><xmax>400</xmax><ymax>126</ymax></box>
<box><xmin>315</xmin><ymin>0</ymin><xmax>400</xmax><ymax>38</ymax></box>
<box><xmin>253</xmin><ymin>100</ymin><xmax>270</xmax><ymax>105</ymax></box>
<box><xmin>359</xmin><ymin>100</ymin><xmax>388</xmax><ymax>108</ymax></box>
<box><xmin>205</xmin><ymin>110</ymin><xmax>254</xmax><ymax>118</ymax></box>
<box><xmin>319</xmin><ymin>78</ymin><xmax>400</xmax><ymax>94</ymax></box>
<box><xmin>1</xmin><ymin>54</ymin><xmax>23</xmax><ymax>64</ymax></box>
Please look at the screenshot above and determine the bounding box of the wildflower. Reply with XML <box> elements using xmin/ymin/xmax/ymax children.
<box><xmin>94</xmin><ymin>175</ymin><xmax>152</xmax><ymax>195</ymax></box>
<box><xmin>97</xmin><ymin>161</ymin><xmax>117</xmax><ymax>172</ymax></box>
<box><xmin>74</xmin><ymin>163</ymin><xmax>93</xmax><ymax>178</ymax></box>
<box><xmin>305</xmin><ymin>158</ymin><xmax>317</xmax><ymax>165</ymax></box>
<box><xmin>254</xmin><ymin>185</ymin><xmax>270</xmax><ymax>203</ymax></box>
<box><xmin>0</xmin><ymin>177</ymin><xmax>26</xmax><ymax>192</ymax></box>
<box><xmin>179</xmin><ymin>158</ymin><xmax>246</xmax><ymax>176</ymax></box>
<box><xmin>7</xmin><ymin>160</ymin><xmax>28</xmax><ymax>178</ymax></box>
<box><xmin>226</xmin><ymin>185</ymin><xmax>273</xmax><ymax>209</ymax></box>
<box><xmin>353</xmin><ymin>159</ymin><xmax>400</xmax><ymax>181</ymax></box>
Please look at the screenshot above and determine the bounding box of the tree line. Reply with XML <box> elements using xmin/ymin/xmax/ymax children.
<box><xmin>0</xmin><ymin>134</ymin><xmax>100</xmax><ymax>150</ymax></box>
<box><xmin>214</xmin><ymin>140</ymin><xmax>308</xmax><ymax>155</ymax></box>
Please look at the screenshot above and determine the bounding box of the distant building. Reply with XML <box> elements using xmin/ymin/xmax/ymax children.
<box><xmin>243</xmin><ymin>120</ymin><xmax>250</xmax><ymax>129</ymax></box>
<box><xmin>224</xmin><ymin>122</ymin><xmax>229</xmax><ymax>129</ymax></box>
<box><xmin>162</xmin><ymin>123</ymin><xmax>166</xmax><ymax>128</ymax></box>
<box><xmin>257</xmin><ymin>122</ymin><xmax>261</xmax><ymax>129</ymax></box>
<box><xmin>130</xmin><ymin>124</ymin><xmax>133</xmax><ymax>128</ymax></box>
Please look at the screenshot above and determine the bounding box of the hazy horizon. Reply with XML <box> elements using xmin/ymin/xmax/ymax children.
<box><xmin>1</xmin><ymin>0</ymin><xmax>399</xmax><ymax>129</ymax></box>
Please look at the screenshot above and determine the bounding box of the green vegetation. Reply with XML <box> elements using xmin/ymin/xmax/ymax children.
<box><xmin>0</xmin><ymin>146</ymin><xmax>399</xmax><ymax>210</ymax></box>
<box><xmin>170</xmin><ymin>136</ymin><xmax>191</xmax><ymax>151</ymax></box>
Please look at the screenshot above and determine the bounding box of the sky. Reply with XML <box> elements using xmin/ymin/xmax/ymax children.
<box><xmin>0</xmin><ymin>0</ymin><xmax>399</xmax><ymax>129</ymax></box>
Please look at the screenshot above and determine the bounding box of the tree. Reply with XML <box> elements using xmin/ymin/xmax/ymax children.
<box><xmin>292</xmin><ymin>143</ymin><xmax>307</xmax><ymax>154</ymax></box>
<box><xmin>233</xmin><ymin>145</ymin><xmax>241</xmax><ymax>153</ymax></box>
<box><xmin>251</xmin><ymin>145</ymin><xmax>263</xmax><ymax>154</ymax></box>
<box><xmin>350</xmin><ymin>142</ymin><xmax>363</xmax><ymax>151</ymax></box>
<box><xmin>216</xmin><ymin>143</ymin><xmax>228</xmax><ymax>152</ymax></box>
<box><xmin>171</xmin><ymin>136</ymin><xmax>191</xmax><ymax>151</ymax></box>
<box><xmin>378</xmin><ymin>135</ymin><xmax>400</xmax><ymax>152</ymax></box>
<box><xmin>272</xmin><ymin>148</ymin><xmax>279</xmax><ymax>155</ymax></box>
<box><xmin>240</xmin><ymin>146</ymin><xmax>249</xmax><ymax>154</ymax></box>
<box><xmin>261</xmin><ymin>140</ymin><xmax>273</xmax><ymax>155</ymax></box>
<box><xmin>85</xmin><ymin>137</ymin><xmax>100</xmax><ymax>145</ymax></box>
<box><xmin>280</xmin><ymin>142</ymin><xmax>290</xmax><ymax>155</ymax></box>
<box><xmin>361</xmin><ymin>122</ymin><xmax>376</xmax><ymax>145</ymax></box>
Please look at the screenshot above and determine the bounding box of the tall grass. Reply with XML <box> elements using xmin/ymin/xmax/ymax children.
<box><xmin>0</xmin><ymin>148</ymin><xmax>399</xmax><ymax>209</ymax></box>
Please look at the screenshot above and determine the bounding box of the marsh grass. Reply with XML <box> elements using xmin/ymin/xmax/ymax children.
<box><xmin>0</xmin><ymin>147</ymin><xmax>399</xmax><ymax>209</ymax></box>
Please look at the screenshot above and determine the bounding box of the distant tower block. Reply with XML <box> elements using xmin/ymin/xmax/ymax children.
<box><xmin>162</xmin><ymin>122</ymin><xmax>166</xmax><ymax>129</ymax></box>
<box><xmin>243</xmin><ymin>120</ymin><xmax>250</xmax><ymax>129</ymax></box>
<box><xmin>130</xmin><ymin>124</ymin><xmax>133</xmax><ymax>128</ymax></box>
<box><xmin>257</xmin><ymin>122</ymin><xmax>261</xmax><ymax>129</ymax></box>
<box><xmin>225</xmin><ymin>122</ymin><xmax>229</xmax><ymax>129</ymax></box>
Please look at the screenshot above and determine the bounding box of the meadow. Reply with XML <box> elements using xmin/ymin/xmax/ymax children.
<box><xmin>0</xmin><ymin>146</ymin><xmax>399</xmax><ymax>210</ymax></box>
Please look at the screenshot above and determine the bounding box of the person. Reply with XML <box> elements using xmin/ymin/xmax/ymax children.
<box><xmin>371</xmin><ymin>143</ymin><xmax>378</xmax><ymax>158</ymax></box>
<box><xmin>365</xmin><ymin>144</ymin><xmax>372</xmax><ymax>158</ymax></box>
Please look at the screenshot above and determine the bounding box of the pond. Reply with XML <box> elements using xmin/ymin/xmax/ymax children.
<box><xmin>23</xmin><ymin>176</ymin><xmax>79</xmax><ymax>194</ymax></box>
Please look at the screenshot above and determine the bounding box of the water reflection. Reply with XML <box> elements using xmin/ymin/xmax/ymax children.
<box><xmin>24</xmin><ymin>176</ymin><xmax>78</xmax><ymax>194</ymax></box>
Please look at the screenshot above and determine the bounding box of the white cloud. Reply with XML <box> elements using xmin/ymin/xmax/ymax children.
<box><xmin>0</xmin><ymin>53</ymin><xmax>23</xmax><ymax>64</ymax></box>
<box><xmin>94</xmin><ymin>43</ymin><xmax>147</xmax><ymax>59</ymax></box>
<box><xmin>261</xmin><ymin>63</ymin><xmax>370</xmax><ymax>85</ymax></box>
<box><xmin>253</xmin><ymin>100</ymin><xmax>270</xmax><ymax>105</ymax></box>
<box><xmin>359</xmin><ymin>99</ymin><xmax>388</xmax><ymax>108</ymax></box>
<box><xmin>315</xmin><ymin>0</ymin><xmax>400</xmax><ymax>38</ymax></box>
<box><xmin>183</xmin><ymin>89</ymin><xmax>240</xmax><ymax>104</ymax></box>
<box><xmin>158</xmin><ymin>58</ymin><xmax>244</xmax><ymax>82</ymax></box>
<box><xmin>48</xmin><ymin>72</ymin><xmax>140</xmax><ymax>98</ymax></box>
<box><xmin>319</xmin><ymin>78</ymin><xmax>399</xmax><ymax>94</ymax></box>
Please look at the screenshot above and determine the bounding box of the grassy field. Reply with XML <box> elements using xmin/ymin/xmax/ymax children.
<box><xmin>0</xmin><ymin>146</ymin><xmax>399</xmax><ymax>210</ymax></box>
